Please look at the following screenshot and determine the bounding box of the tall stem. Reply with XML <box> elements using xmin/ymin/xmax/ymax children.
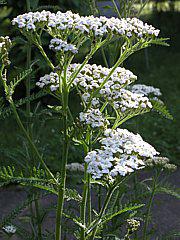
<box><xmin>55</xmin><ymin>87</ymin><xmax>69</xmax><ymax>240</ymax></box>
<box><xmin>111</xmin><ymin>0</ymin><xmax>121</xmax><ymax>18</ymax></box>
<box><xmin>80</xmin><ymin>163</ymin><xmax>89</xmax><ymax>240</ymax></box>
<box><xmin>90</xmin><ymin>187</ymin><xmax>116</xmax><ymax>240</ymax></box>
<box><xmin>9</xmin><ymin>100</ymin><xmax>56</xmax><ymax>183</ymax></box>
<box><xmin>142</xmin><ymin>171</ymin><xmax>160</xmax><ymax>240</ymax></box>
<box><xmin>80</xmin><ymin>133</ymin><xmax>92</xmax><ymax>240</ymax></box>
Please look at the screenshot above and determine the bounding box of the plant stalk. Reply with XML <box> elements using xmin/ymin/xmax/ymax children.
<box><xmin>9</xmin><ymin>99</ymin><xmax>56</xmax><ymax>183</ymax></box>
<box><xmin>142</xmin><ymin>171</ymin><xmax>160</xmax><ymax>240</ymax></box>
<box><xmin>55</xmin><ymin>87</ymin><xmax>69</xmax><ymax>240</ymax></box>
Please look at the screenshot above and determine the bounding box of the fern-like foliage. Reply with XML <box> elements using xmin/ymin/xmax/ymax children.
<box><xmin>156</xmin><ymin>182</ymin><xmax>180</xmax><ymax>199</ymax></box>
<box><xmin>0</xmin><ymin>90</ymin><xmax>47</xmax><ymax>119</ymax></box>
<box><xmin>101</xmin><ymin>204</ymin><xmax>144</xmax><ymax>225</ymax></box>
<box><xmin>151</xmin><ymin>99</ymin><xmax>173</xmax><ymax>120</ymax></box>
<box><xmin>0</xmin><ymin>165</ymin><xmax>57</xmax><ymax>193</ymax></box>
<box><xmin>10</xmin><ymin>69</ymin><xmax>32</xmax><ymax>92</ymax></box>
<box><xmin>148</xmin><ymin>38</ymin><xmax>170</xmax><ymax>47</ymax></box>
<box><xmin>116</xmin><ymin>107</ymin><xmax>151</xmax><ymax>126</ymax></box>
<box><xmin>0</xmin><ymin>193</ymin><xmax>46</xmax><ymax>227</ymax></box>
<box><xmin>36</xmin><ymin>5</ymin><xmax>62</xmax><ymax>11</ymax></box>
<box><xmin>0</xmin><ymin>166</ymin><xmax>82</xmax><ymax>202</ymax></box>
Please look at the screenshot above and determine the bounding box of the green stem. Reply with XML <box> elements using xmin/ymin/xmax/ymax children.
<box><xmin>68</xmin><ymin>39</ymin><xmax>109</xmax><ymax>89</ymax></box>
<box><xmin>87</xmin><ymin>173</ymin><xmax>92</xmax><ymax>225</ymax></box>
<box><xmin>55</xmin><ymin>87</ymin><xmax>69</xmax><ymax>240</ymax></box>
<box><xmin>35</xmin><ymin>37</ymin><xmax>55</xmax><ymax>70</ymax></box>
<box><xmin>90</xmin><ymin>187</ymin><xmax>116</xmax><ymax>240</ymax></box>
<box><xmin>111</xmin><ymin>0</ymin><xmax>121</xmax><ymax>18</ymax></box>
<box><xmin>26</xmin><ymin>42</ymin><xmax>31</xmax><ymax>130</ymax></box>
<box><xmin>34</xmin><ymin>198</ymin><xmax>42</xmax><ymax>240</ymax></box>
<box><xmin>80</xmin><ymin>163</ymin><xmax>89</xmax><ymax>240</ymax></box>
<box><xmin>9</xmin><ymin>100</ymin><xmax>57</xmax><ymax>183</ymax></box>
<box><xmin>26</xmin><ymin>0</ymin><xmax>31</xmax><ymax>11</ymax></box>
<box><xmin>80</xmin><ymin>131</ymin><xmax>92</xmax><ymax>240</ymax></box>
<box><xmin>101</xmin><ymin>48</ymin><xmax>109</xmax><ymax>68</ymax></box>
<box><xmin>26</xmin><ymin>0</ymin><xmax>31</xmax><ymax>131</ymax></box>
<box><xmin>142</xmin><ymin>171</ymin><xmax>160</xmax><ymax>240</ymax></box>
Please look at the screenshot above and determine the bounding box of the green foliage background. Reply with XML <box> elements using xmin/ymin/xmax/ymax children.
<box><xmin>0</xmin><ymin>0</ymin><xmax>179</xmax><ymax>171</ymax></box>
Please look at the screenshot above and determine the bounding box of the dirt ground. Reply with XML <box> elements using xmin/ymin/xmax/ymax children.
<box><xmin>0</xmin><ymin>169</ymin><xmax>179</xmax><ymax>240</ymax></box>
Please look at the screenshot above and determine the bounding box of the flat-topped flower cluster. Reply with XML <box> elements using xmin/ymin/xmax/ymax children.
<box><xmin>130</xmin><ymin>84</ymin><xmax>162</xmax><ymax>97</ymax></box>
<box><xmin>102</xmin><ymin>88</ymin><xmax>152</xmax><ymax>112</ymax></box>
<box><xmin>79</xmin><ymin>108</ymin><xmax>109</xmax><ymax>128</ymax></box>
<box><xmin>85</xmin><ymin>129</ymin><xmax>159</xmax><ymax>179</ymax></box>
<box><xmin>36</xmin><ymin>72</ymin><xmax>59</xmax><ymax>91</ymax></box>
<box><xmin>49</xmin><ymin>38</ymin><xmax>78</xmax><ymax>54</ymax></box>
<box><xmin>36</xmin><ymin>63</ymin><xmax>137</xmax><ymax>93</ymax></box>
<box><xmin>36</xmin><ymin>63</ymin><xmax>152</xmax><ymax>126</ymax></box>
<box><xmin>12</xmin><ymin>10</ymin><xmax>160</xmax><ymax>40</ymax></box>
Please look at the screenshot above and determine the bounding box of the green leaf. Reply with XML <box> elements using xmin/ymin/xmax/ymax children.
<box><xmin>0</xmin><ymin>193</ymin><xmax>46</xmax><ymax>227</ymax></box>
<box><xmin>10</xmin><ymin>68</ymin><xmax>32</xmax><ymax>91</ymax></box>
<box><xmin>101</xmin><ymin>204</ymin><xmax>144</xmax><ymax>225</ymax></box>
<box><xmin>149</xmin><ymin>38</ymin><xmax>170</xmax><ymax>47</ymax></box>
<box><xmin>151</xmin><ymin>99</ymin><xmax>173</xmax><ymax>120</ymax></box>
<box><xmin>156</xmin><ymin>185</ymin><xmax>180</xmax><ymax>199</ymax></box>
<box><xmin>63</xmin><ymin>213</ymin><xmax>86</xmax><ymax>229</ymax></box>
<box><xmin>65</xmin><ymin>188</ymin><xmax>82</xmax><ymax>202</ymax></box>
<box><xmin>0</xmin><ymin>90</ymin><xmax>47</xmax><ymax>119</ymax></box>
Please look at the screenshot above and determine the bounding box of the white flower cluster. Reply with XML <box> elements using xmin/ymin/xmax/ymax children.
<box><xmin>103</xmin><ymin>88</ymin><xmax>152</xmax><ymax>112</ymax></box>
<box><xmin>36</xmin><ymin>64</ymin><xmax>152</xmax><ymax>115</ymax></box>
<box><xmin>130</xmin><ymin>84</ymin><xmax>162</xmax><ymax>97</ymax></box>
<box><xmin>36</xmin><ymin>72</ymin><xmax>59</xmax><ymax>91</ymax></box>
<box><xmin>2</xmin><ymin>225</ymin><xmax>16</xmax><ymax>234</ymax></box>
<box><xmin>12</xmin><ymin>11</ymin><xmax>160</xmax><ymax>40</ymax></box>
<box><xmin>0</xmin><ymin>36</ymin><xmax>11</xmax><ymax>50</ymax></box>
<box><xmin>0</xmin><ymin>36</ymin><xmax>12</xmax><ymax>65</ymax></box>
<box><xmin>49</xmin><ymin>38</ymin><xmax>78</xmax><ymax>54</ymax></box>
<box><xmin>71</xmin><ymin>63</ymin><xmax>137</xmax><ymax>92</ymax></box>
<box><xmin>12</xmin><ymin>10</ymin><xmax>51</xmax><ymax>30</ymax></box>
<box><xmin>79</xmin><ymin>108</ymin><xmax>109</xmax><ymax>128</ymax></box>
<box><xmin>66</xmin><ymin>163</ymin><xmax>84</xmax><ymax>172</ymax></box>
<box><xmin>36</xmin><ymin>63</ymin><xmax>136</xmax><ymax>93</ymax></box>
<box><xmin>85</xmin><ymin>128</ymin><xmax>159</xmax><ymax>179</ymax></box>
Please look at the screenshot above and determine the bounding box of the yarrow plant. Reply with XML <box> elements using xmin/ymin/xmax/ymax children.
<box><xmin>0</xmin><ymin>6</ymin><xmax>177</xmax><ymax>240</ymax></box>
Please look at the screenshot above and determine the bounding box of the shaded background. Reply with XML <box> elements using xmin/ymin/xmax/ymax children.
<box><xmin>0</xmin><ymin>1</ymin><xmax>179</xmax><ymax>239</ymax></box>
<box><xmin>0</xmin><ymin>0</ymin><xmax>179</xmax><ymax>169</ymax></box>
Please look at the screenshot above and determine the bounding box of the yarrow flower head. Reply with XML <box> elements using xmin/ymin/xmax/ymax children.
<box><xmin>79</xmin><ymin>108</ymin><xmax>109</xmax><ymax>128</ymax></box>
<box><xmin>36</xmin><ymin>72</ymin><xmax>59</xmax><ymax>91</ymax></box>
<box><xmin>49</xmin><ymin>38</ymin><xmax>78</xmax><ymax>54</ymax></box>
<box><xmin>85</xmin><ymin>128</ymin><xmax>159</xmax><ymax>179</ymax></box>
<box><xmin>145</xmin><ymin>157</ymin><xmax>177</xmax><ymax>172</ymax></box>
<box><xmin>0</xmin><ymin>36</ymin><xmax>12</xmax><ymax>65</ymax></box>
<box><xmin>2</xmin><ymin>225</ymin><xmax>16</xmax><ymax>234</ymax></box>
<box><xmin>102</xmin><ymin>88</ymin><xmax>152</xmax><ymax>112</ymax></box>
<box><xmin>36</xmin><ymin>63</ymin><xmax>137</xmax><ymax>95</ymax></box>
<box><xmin>66</xmin><ymin>163</ymin><xmax>84</xmax><ymax>172</ymax></box>
<box><xmin>130</xmin><ymin>84</ymin><xmax>162</xmax><ymax>97</ymax></box>
<box><xmin>12</xmin><ymin>11</ymin><xmax>160</xmax><ymax>41</ymax></box>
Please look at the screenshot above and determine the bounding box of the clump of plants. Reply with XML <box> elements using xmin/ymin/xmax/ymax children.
<box><xmin>0</xmin><ymin>5</ymin><xmax>178</xmax><ymax>240</ymax></box>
